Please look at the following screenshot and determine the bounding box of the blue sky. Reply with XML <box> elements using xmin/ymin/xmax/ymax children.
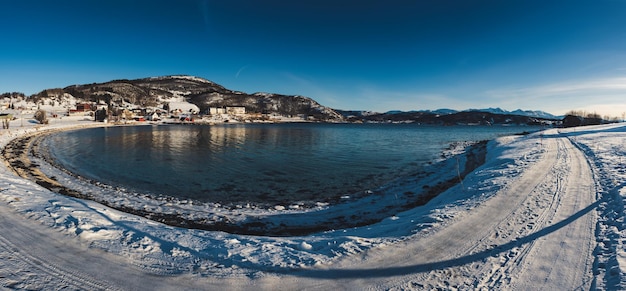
<box><xmin>2</xmin><ymin>0</ymin><xmax>626</xmax><ymax>116</ymax></box>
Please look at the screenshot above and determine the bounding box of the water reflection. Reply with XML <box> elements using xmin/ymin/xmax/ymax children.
<box><xmin>46</xmin><ymin>124</ymin><xmax>539</xmax><ymax>206</ymax></box>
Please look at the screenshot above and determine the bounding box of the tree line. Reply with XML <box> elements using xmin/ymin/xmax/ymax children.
<box><xmin>565</xmin><ymin>110</ymin><xmax>625</xmax><ymax>123</ymax></box>
<box><xmin>1</xmin><ymin>92</ymin><xmax>26</xmax><ymax>98</ymax></box>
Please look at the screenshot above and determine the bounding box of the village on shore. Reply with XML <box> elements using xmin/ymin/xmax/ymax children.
<box><xmin>0</xmin><ymin>94</ymin><xmax>315</xmax><ymax>126</ymax></box>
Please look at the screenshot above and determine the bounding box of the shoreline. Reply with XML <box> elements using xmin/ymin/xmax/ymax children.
<box><xmin>2</xmin><ymin>119</ymin><xmax>622</xmax><ymax>288</ymax></box>
<box><xmin>2</xmin><ymin>121</ymin><xmax>489</xmax><ymax>236</ymax></box>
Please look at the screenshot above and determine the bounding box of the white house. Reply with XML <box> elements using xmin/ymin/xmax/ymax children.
<box><xmin>209</xmin><ymin>107</ymin><xmax>226</xmax><ymax>115</ymax></box>
<box><xmin>226</xmin><ymin>106</ymin><xmax>246</xmax><ymax>115</ymax></box>
<box><xmin>209</xmin><ymin>106</ymin><xmax>246</xmax><ymax>116</ymax></box>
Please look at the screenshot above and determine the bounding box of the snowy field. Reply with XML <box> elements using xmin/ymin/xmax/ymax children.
<box><xmin>0</xmin><ymin>116</ymin><xmax>625</xmax><ymax>290</ymax></box>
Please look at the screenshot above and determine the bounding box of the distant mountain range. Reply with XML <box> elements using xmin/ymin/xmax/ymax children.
<box><xmin>336</xmin><ymin>109</ymin><xmax>558</xmax><ymax>126</ymax></box>
<box><xmin>466</xmin><ymin>108</ymin><xmax>562</xmax><ymax>120</ymax></box>
<box><xmin>341</xmin><ymin>108</ymin><xmax>561</xmax><ymax>120</ymax></box>
<box><xmin>26</xmin><ymin>75</ymin><xmax>561</xmax><ymax>125</ymax></box>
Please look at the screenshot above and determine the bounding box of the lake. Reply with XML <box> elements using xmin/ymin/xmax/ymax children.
<box><xmin>42</xmin><ymin>123</ymin><xmax>539</xmax><ymax>206</ymax></box>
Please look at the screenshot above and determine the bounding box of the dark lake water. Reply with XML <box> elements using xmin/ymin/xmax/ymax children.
<box><xmin>42</xmin><ymin>123</ymin><xmax>538</xmax><ymax>205</ymax></box>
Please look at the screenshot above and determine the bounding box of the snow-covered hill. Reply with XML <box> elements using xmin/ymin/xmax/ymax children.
<box><xmin>466</xmin><ymin>107</ymin><xmax>562</xmax><ymax>119</ymax></box>
<box><xmin>30</xmin><ymin>75</ymin><xmax>344</xmax><ymax>121</ymax></box>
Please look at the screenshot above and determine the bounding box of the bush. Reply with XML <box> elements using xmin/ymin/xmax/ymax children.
<box><xmin>34</xmin><ymin>109</ymin><xmax>49</xmax><ymax>124</ymax></box>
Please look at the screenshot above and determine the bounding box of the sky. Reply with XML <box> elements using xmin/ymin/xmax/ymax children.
<box><xmin>1</xmin><ymin>0</ymin><xmax>626</xmax><ymax>116</ymax></box>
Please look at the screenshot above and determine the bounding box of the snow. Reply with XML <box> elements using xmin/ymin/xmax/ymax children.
<box><xmin>253</xmin><ymin>92</ymin><xmax>275</xmax><ymax>97</ymax></box>
<box><xmin>151</xmin><ymin>75</ymin><xmax>215</xmax><ymax>84</ymax></box>
<box><xmin>167</xmin><ymin>101</ymin><xmax>200</xmax><ymax>114</ymax></box>
<box><xmin>1</xmin><ymin>114</ymin><xmax>625</xmax><ymax>289</ymax></box>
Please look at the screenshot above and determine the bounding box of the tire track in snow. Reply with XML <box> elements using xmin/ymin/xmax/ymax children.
<box><xmin>412</xmin><ymin>135</ymin><xmax>574</xmax><ymax>289</ymax></box>
<box><xmin>508</xmin><ymin>136</ymin><xmax>596</xmax><ymax>289</ymax></box>
<box><xmin>0</xmin><ymin>203</ymin><xmax>121</xmax><ymax>290</ymax></box>
<box><xmin>472</xmin><ymin>138</ymin><xmax>570</xmax><ymax>289</ymax></box>
<box><xmin>477</xmin><ymin>136</ymin><xmax>595</xmax><ymax>289</ymax></box>
<box><xmin>295</xmin><ymin>134</ymin><xmax>563</xmax><ymax>289</ymax></box>
<box><xmin>291</xmin><ymin>133</ymin><xmax>596</xmax><ymax>290</ymax></box>
<box><xmin>0</xmin><ymin>197</ymin><xmax>240</xmax><ymax>291</ymax></box>
<box><xmin>421</xmin><ymin>137</ymin><xmax>567</xmax><ymax>289</ymax></box>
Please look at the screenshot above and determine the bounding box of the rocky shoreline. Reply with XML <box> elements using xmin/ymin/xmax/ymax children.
<box><xmin>2</xmin><ymin>125</ymin><xmax>489</xmax><ymax>236</ymax></box>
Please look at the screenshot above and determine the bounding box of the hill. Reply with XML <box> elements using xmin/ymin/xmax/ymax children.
<box><xmin>20</xmin><ymin>75</ymin><xmax>561</xmax><ymax>125</ymax></box>
<box><xmin>31</xmin><ymin>75</ymin><xmax>344</xmax><ymax>121</ymax></box>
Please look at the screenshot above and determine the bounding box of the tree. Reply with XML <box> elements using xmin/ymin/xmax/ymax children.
<box><xmin>1</xmin><ymin>115</ymin><xmax>11</xmax><ymax>129</ymax></box>
<box><xmin>34</xmin><ymin>109</ymin><xmax>48</xmax><ymax>124</ymax></box>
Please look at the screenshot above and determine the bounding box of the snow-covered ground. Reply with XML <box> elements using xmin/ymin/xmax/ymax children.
<box><xmin>0</xmin><ymin>115</ymin><xmax>624</xmax><ymax>290</ymax></box>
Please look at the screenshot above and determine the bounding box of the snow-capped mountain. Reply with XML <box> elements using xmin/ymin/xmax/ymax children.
<box><xmin>369</xmin><ymin>108</ymin><xmax>560</xmax><ymax>120</ymax></box>
<box><xmin>466</xmin><ymin>107</ymin><xmax>561</xmax><ymax>119</ymax></box>
<box><xmin>429</xmin><ymin>108</ymin><xmax>459</xmax><ymax>115</ymax></box>
<box><xmin>509</xmin><ymin>109</ymin><xmax>562</xmax><ymax>120</ymax></box>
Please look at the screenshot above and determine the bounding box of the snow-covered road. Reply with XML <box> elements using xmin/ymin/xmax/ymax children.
<box><xmin>2</xmin><ymin>120</ymin><xmax>624</xmax><ymax>290</ymax></box>
<box><xmin>264</xmin><ymin>130</ymin><xmax>597</xmax><ymax>290</ymax></box>
<box><xmin>0</xmin><ymin>189</ymin><xmax>228</xmax><ymax>290</ymax></box>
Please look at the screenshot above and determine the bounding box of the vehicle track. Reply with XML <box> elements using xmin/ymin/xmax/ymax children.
<box><xmin>290</xmin><ymin>133</ymin><xmax>597</xmax><ymax>290</ymax></box>
<box><xmin>472</xmin><ymin>138</ymin><xmax>568</xmax><ymax>289</ymax></box>
<box><xmin>0</xmin><ymin>202</ymin><xmax>120</xmax><ymax>290</ymax></box>
<box><xmin>488</xmin><ymin>136</ymin><xmax>595</xmax><ymax>289</ymax></box>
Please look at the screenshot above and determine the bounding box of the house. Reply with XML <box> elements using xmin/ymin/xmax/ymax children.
<box><xmin>208</xmin><ymin>106</ymin><xmax>246</xmax><ymax>116</ymax></box>
<box><xmin>209</xmin><ymin>107</ymin><xmax>226</xmax><ymax>115</ymax></box>
<box><xmin>69</xmin><ymin>103</ymin><xmax>93</xmax><ymax>116</ymax></box>
<box><xmin>147</xmin><ymin>112</ymin><xmax>161</xmax><ymax>121</ymax></box>
<box><xmin>77</xmin><ymin>103</ymin><xmax>91</xmax><ymax>111</ymax></box>
<box><xmin>562</xmin><ymin>114</ymin><xmax>602</xmax><ymax>127</ymax></box>
<box><xmin>226</xmin><ymin>106</ymin><xmax>246</xmax><ymax>115</ymax></box>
